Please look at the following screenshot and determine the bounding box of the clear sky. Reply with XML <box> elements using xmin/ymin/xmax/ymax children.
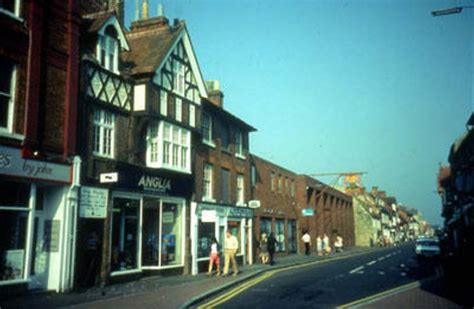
<box><xmin>125</xmin><ymin>0</ymin><xmax>473</xmax><ymax>225</ymax></box>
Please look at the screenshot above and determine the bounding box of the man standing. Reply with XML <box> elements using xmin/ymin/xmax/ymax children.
<box><xmin>302</xmin><ymin>231</ymin><xmax>311</xmax><ymax>255</ymax></box>
<box><xmin>223</xmin><ymin>230</ymin><xmax>239</xmax><ymax>276</ymax></box>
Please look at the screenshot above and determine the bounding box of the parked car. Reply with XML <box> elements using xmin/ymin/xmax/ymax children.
<box><xmin>415</xmin><ymin>239</ymin><xmax>440</xmax><ymax>258</ymax></box>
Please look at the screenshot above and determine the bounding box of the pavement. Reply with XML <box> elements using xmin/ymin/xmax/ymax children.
<box><xmin>0</xmin><ymin>247</ymin><xmax>371</xmax><ymax>309</ymax></box>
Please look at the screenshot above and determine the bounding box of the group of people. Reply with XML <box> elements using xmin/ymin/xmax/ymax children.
<box><xmin>207</xmin><ymin>230</ymin><xmax>239</xmax><ymax>277</ymax></box>
<box><xmin>258</xmin><ymin>233</ymin><xmax>277</xmax><ymax>265</ymax></box>
<box><xmin>302</xmin><ymin>231</ymin><xmax>344</xmax><ymax>256</ymax></box>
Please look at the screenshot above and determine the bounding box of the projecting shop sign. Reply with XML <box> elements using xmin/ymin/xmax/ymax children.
<box><xmin>302</xmin><ymin>208</ymin><xmax>315</xmax><ymax>216</ymax></box>
<box><xmin>80</xmin><ymin>186</ymin><xmax>108</xmax><ymax>218</ymax></box>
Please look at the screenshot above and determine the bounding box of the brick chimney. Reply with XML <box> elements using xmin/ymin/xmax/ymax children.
<box><xmin>206</xmin><ymin>80</ymin><xmax>224</xmax><ymax>108</ymax></box>
<box><xmin>130</xmin><ymin>1</ymin><xmax>170</xmax><ymax>33</ymax></box>
<box><xmin>371</xmin><ymin>186</ymin><xmax>378</xmax><ymax>196</ymax></box>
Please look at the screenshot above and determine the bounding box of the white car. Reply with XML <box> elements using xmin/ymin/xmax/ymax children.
<box><xmin>415</xmin><ymin>239</ymin><xmax>440</xmax><ymax>258</ymax></box>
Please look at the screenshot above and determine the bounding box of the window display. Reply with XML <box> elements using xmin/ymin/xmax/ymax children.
<box><xmin>111</xmin><ymin>198</ymin><xmax>139</xmax><ymax>272</ymax></box>
<box><xmin>0</xmin><ymin>181</ymin><xmax>30</xmax><ymax>282</ymax></box>
<box><xmin>276</xmin><ymin>219</ymin><xmax>285</xmax><ymax>252</ymax></box>
<box><xmin>161</xmin><ymin>203</ymin><xmax>182</xmax><ymax>265</ymax></box>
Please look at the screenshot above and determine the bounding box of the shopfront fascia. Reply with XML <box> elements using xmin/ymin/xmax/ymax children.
<box><xmin>79</xmin><ymin>164</ymin><xmax>192</xmax><ymax>280</ymax></box>
<box><xmin>0</xmin><ymin>145</ymin><xmax>77</xmax><ymax>293</ymax></box>
<box><xmin>190</xmin><ymin>202</ymin><xmax>254</xmax><ymax>275</ymax></box>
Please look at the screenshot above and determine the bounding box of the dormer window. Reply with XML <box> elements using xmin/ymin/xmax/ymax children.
<box><xmin>98</xmin><ymin>26</ymin><xmax>119</xmax><ymax>73</ymax></box>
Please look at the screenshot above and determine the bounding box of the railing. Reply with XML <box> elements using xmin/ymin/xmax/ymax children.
<box><xmin>84</xmin><ymin>61</ymin><xmax>132</xmax><ymax>111</ymax></box>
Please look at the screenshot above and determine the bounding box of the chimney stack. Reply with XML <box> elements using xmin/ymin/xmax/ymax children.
<box><xmin>130</xmin><ymin>2</ymin><xmax>170</xmax><ymax>33</ymax></box>
<box><xmin>206</xmin><ymin>80</ymin><xmax>224</xmax><ymax>108</ymax></box>
<box><xmin>371</xmin><ymin>186</ymin><xmax>378</xmax><ymax>196</ymax></box>
<box><xmin>142</xmin><ymin>0</ymin><xmax>149</xmax><ymax>19</ymax></box>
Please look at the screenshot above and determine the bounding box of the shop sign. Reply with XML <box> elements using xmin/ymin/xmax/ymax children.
<box><xmin>0</xmin><ymin>145</ymin><xmax>70</xmax><ymax>183</ymax></box>
<box><xmin>138</xmin><ymin>175</ymin><xmax>171</xmax><ymax>193</ymax></box>
<box><xmin>162</xmin><ymin>211</ymin><xmax>175</xmax><ymax>223</ymax></box>
<box><xmin>248</xmin><ymin>200</ymin><xmax>261</xmax><ymax>209</ymax></box>
<box><xmin>201</xmin><ymin>210</ymin><xmax>216</xmax><ymax>222</ymax></box>
<box><xmin>198</xmin><ymin>203</ymin><xmax>253</xmax><ymax>218</ymax></box>
<box><xmin>80</xmin><ymin>186</ymin><xmax>108</xmax><ymax>218</ymax></box>
<box><xmin>302</xmin><ymin>208</ymin><xmax>315</xmax><ymax>216</ymax></box>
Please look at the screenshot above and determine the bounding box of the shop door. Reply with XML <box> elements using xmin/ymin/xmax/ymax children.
<box><xmin>142</xmin><ymin>198</ymin><xmax>160</xmax><ymax>267</ymax></box>
<box><xmin>29</xmin><ymin>212</ymin><xmax>48</xmax><ymax>290</ymax></box>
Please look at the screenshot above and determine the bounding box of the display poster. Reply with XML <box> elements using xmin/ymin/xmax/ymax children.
<box><xmin>80</xmin><ymin>186</ymin><xmax>108</xmax><ymax>218</ymax></box>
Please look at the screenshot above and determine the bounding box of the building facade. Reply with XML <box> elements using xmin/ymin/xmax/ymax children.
<box><xmin>0</xmin><ymin>1</ymin><xmax>80</xmax><ymax>294</ymax></box>
<box><xmin>191</xmin><ymin>89</ymin><xmax>256</xmax><ymax>274</ymax></box>
<box><xmin>75</xmin><ymin>5</ymin><xmax>207</xmax><ymax>286</ymax></box>
<box><xmin>250</xmin><ymin>155</ymin><xmax>299</xmax><ymax>257</ymax></box>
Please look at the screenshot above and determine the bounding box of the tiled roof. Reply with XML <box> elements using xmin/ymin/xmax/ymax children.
<box><xmin>122</xmin><ymin>22</ymin><xmax>183</xmax><ymax>76</ymax></box>
<box><xmin>83</xmin><ymin>11</ymin><xmax>115</xmax><ymax>33</ymax></box>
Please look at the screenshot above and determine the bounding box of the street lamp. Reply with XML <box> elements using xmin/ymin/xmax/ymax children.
<box><xmin>431</xmin><ymin>6</ymin><xmax>474</xmax><ymax>16</ymax></box>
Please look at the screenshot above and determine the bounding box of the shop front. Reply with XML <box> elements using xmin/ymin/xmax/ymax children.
<box><xmin>0</xmin><ymin>146</ymin><xmax>76</xmax><ymax>294</ymax></box>
<box><xmin>190</xmin><ymin>203</ymin><xmax>253</xmax><ymax>275</ymax></box>
<box><xmin>78</xmin><ymin>163</ymin><xmax>192</xmax><ymax>286</ymax></box>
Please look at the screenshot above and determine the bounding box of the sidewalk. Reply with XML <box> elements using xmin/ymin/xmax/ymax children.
<box><xmin>0</xmin><ymin>247</ymin><xmax>371</xmax><ymax>309</ymax></box>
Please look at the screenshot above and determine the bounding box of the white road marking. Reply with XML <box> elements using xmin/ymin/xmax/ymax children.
<box><xmin>349</xmin><ymin>266</ymin><xmax>365</xmax><ymax>274</ymax></box>
<box><xmin>367</xmin><ymin>260</ymin><xmax>377</xmax><ymax>266</ymax></box>
<box><xmin>378</xmin><ymin>257</ymin><xmax>385</xmax><ymax>261</ymax></box>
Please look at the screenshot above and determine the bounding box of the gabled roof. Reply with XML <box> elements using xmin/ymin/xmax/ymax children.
<box><xmin>122</xmin><ymin>22</ymin><xmax>182</xmax><ymax>76</ymax></box>
<box><xmin>83</xmin><ymin>11</ymin><xmax>130</xmax><ymax>51</ymax></box>
<box><xmin>122</xmin><ymin>19</ymin><xmax>208</xmax><ymax>97</ymax></box>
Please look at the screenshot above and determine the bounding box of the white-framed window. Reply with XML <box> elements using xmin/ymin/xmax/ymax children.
<box><xmin>93</xmin><ymin>109</ymin><xmax>115</xmax><ymax>158</ymax></box>
<box><xmin>202</xmin><ymin>111</ymin><xmax>214</xmax><ymax>146</ymax></box>
<box><xmin>203</xmin><ymin>164</ymin><xmax>213</xmax><ymax>201</ymax></box>
<box><xmin>147</xmin><ymin>121</ymin><xmax>190</xmax><ymax>173</ymax></box>
<box><xmin>160</xmin><ymin>90</ymin><xmax>168</xmax><ymax>116</ymax></box>
<box><xmin>189</xmin><ymin>104</ymin><xmax>195</xmax><ymax>127</ymax></box>
<box><xmin>270</xmin><ymin>172</ymin><xmax>275</xmax><ymax>192</ymax></box>
<box><xmin>175</xmin><ymin>98</ymin><xmax>182</xmax><ymax>122</ymax></box>
<box><xmin>0</xmin><ymin>0</ymin><xmax>20</xmax><ymax>19</ymax></box>
<box><xmin>174</xmin><ymin>61</ymin><xmax>185</xmax><ymax>95</ymax></box>
<box><xmin>278</xmin><ymin>175</ymin><xmax>282</xmax><ymax>193</ymax></box>
<box><xmin>236</xmin><ymin>173</ymin><xmax>244</xmax><ymax>205</ymax></box>
<box><xmin>0</xmin><ymin>58</ymin><xmax>16</xmax><ymax>133</ymax></box>
<box><xmin>97</xmin><ymin>29</ymin><xmax>119</xmax><ymax>73</ymax></box>
<box><xmin>235</xmin><ymin>130</ymin><xmax>244</xmax><ymax>157</ymax></box>
<box><xmin>291</xmin><ymin>179</ymin><xmax>295</xmax><ymax>198</ymax></box>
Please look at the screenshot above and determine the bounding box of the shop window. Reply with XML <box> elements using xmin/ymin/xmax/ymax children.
<box><xmin>111</xmin><ymin>198</ymin><xmax>139</xmax><ymax>272</ymax></box>
<box><xmin>275</xmin><ymin>219</ymin><xmax>285</xmax><ymax>252</ymax></box>
<box><xmin>288</xmin><ymin>220</ymin><xmax>297</xmax><ymax>253</ymax></box>
<box><xmin>141</xmin><ymin>199</ymin><xmax>183</xmax><ymax>267</ymax></box>
<box><xmin>198</xmin><ymin>219</ymin><xmax>215</xmax><ymax>258</ymax></box>
<box><xmin>0</xmin><ymin>181</ymin><xmax>30</xmax><ymax>282</ymax></box>
<box><xmin>0</xmin><ymin>57</ymin><xmax>16</xmax><ymax>133</ymax></box>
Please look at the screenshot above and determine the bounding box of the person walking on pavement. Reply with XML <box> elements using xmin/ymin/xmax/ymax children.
<box><xmin>302</xmin><ymin>231</ymin><xmax>311</xmax><ymax>255</ymax></box>
<box><xmin>334</xmin><ymin>235</ymin><xmax>343</xmax><ymax>253</ymax></box>
<box><xmin>316</xmin><ymin>235</ymin><xmax>323</xmax><ymax>256</ymax></box>
<box><xmin>223</xmin><ymin>230</ymin><xmax>239</xmax><ymax>276</ymax></box>
<box><xmin>323</xmin><ymin>233</ymin><xmax>330</xmax><ymax>256</ymax></box>
<box><xmin>259</xmin><ymin>233</ymin><xmax>269</xmax><ymax>264</ymax></box>
<box><xmin>207</xmin><ymin>237</ymin><xmax>221</xmax><ymax>276</ymax></box>
<box><xmin>267</xmin><ymin>233</ymin><xmax>277</xmax><ymax>265</ymax></box>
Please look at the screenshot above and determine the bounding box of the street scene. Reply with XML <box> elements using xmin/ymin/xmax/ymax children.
<box><xmin>0</xmin><ymin>0</ymin><xmax>473</xmax><ymax>308</ymax></box>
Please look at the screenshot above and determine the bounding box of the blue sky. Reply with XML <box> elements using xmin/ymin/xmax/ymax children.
<box><xmin>125</xmin><ymin>0</ymin><xmax>473</xmax><ymax>225</ymax></box>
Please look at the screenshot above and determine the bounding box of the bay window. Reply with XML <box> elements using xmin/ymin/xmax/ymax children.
<box><xmin>147</xmin><ymin>121</ymin><xmax>191</xmax><ymax>173</ymax></box>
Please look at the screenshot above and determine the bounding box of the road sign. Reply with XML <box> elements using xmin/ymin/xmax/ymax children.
<box><xmin>302</xmin><ymin>208</ymin><xmax>315</xmax><ymax>216</ymax></box>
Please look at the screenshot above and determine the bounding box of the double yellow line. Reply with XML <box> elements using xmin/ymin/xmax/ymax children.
<box><xmin>197</xmin><ymin>253</ymin><xmax>366</xmax><ymax>308</ymax></box>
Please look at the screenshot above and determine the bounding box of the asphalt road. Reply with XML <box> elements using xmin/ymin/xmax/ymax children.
<box><xmin>196</xmin><ymin>243</ymin><xmax>441</xmax><ymax>308</ymax></box>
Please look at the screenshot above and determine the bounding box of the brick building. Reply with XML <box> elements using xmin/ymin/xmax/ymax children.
<box><xmin>295</xmin><ymin>175</ymin><xmax>355</xmax><ymax>253</ymax></box>
<box><xmin>250</xmin><ymin>155</ymin><xmax>299</xmax><ymax>258</ymax></box>
<box><xmin>0</xmin><ymin>1</ymin><xmax>80</xmax><ymax>294</ymax></box>
<box><xmin>191</xmin><ymin>86</ymin><xmax>256</xmax><ymax>274</ymax></box>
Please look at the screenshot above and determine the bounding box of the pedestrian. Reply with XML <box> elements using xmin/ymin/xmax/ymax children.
<box><xmin>316</xmin><ymin>235</ymin><xmax>323</xmax><ymax>256</ymax></box>
<box><xmin>334</xmin><ymin>235</ymin><xmax>343</xmax><ymax>253</ymax></box>
<box><xmin>267</xmin><ymin>233</ymin><xmax>277</xmax><ymax>265</ymax></box>
<box><xmin>223</xmin><ymin>230</ymin><xmax>239</xmax><ymax>276</ymax></box>
<box><xmin>322</xmin><ymin>233</ymin><xmax>330</xmax><ymax>256</ymax></box>
<box><xmin>259</xmin><ymin>233</ymin><xmax>269</xmax><ymax>264</ymax></box>
<box><xmin>207</xmin><ymin>237</ymin><xmax>221</xmax><ymax>276</ymax></box>
<box><xmin>302</xmin><ymin>231</ymin><xmax>311</xmax><ymax>255</ymax></box>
